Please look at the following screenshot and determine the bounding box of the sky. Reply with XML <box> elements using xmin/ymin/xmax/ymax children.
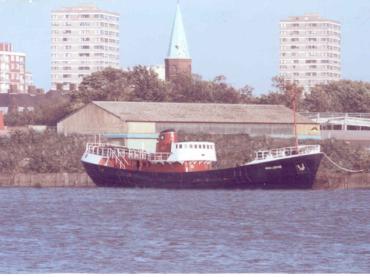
<box><xmin>0</xmin><ymin>0</ymin><xmax>369</xmax><ymax>95</ymax></box>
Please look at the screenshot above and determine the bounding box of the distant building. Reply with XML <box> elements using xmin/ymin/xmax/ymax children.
<box><xmin>165</xmin><ymin>2</ymin><xmax>192</xmax><ymax>81</ymax></box>
<box><xmin>0</xmin><ymin>93</ymin><xmax>40</xmax><ymax>114</ymax></box>
<box><xmin>25</xmin><ymin>71</ymin><xmax>33</xmax><ymax>89</ymax></box>
<box><xmin>57</xmin><ymin>101</ymin><xmax>320</xmax><ymax>152</ymax></box>
<box><xmin>51</xmin><ymin>5</ymin><xmax>120</xmax><ymax>91</ymax></box>
<box><xmin>301</xmin><ymin>112</ymin><xmax>370</xmax><ymax>144</ymax></box>
<box><xmin>148</xmin><ymin>64</ymin><xmax>165</xmax><ymax>80</ymax></box>
<box><xmin>279</xmin><ymin>13</ymin><xmax>341</xmax><ymax>93</ymax></box>
<box><xmin>0</xmin><ymin>43</ymin><xmax>27</xmax><ymax>93</ymax></box>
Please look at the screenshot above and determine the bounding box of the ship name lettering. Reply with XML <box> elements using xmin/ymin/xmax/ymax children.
<box><xmin>265</xmin><ymin>165</ymin><xmax>282</xmax><ymax>170</ymax></box>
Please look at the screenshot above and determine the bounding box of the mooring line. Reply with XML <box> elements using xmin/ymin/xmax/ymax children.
<box><xmin>323</xmin><ymin>152</ymin><xmax>364</xmax><ymax>173</ymax></box>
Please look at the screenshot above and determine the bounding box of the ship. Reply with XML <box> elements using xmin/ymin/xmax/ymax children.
<box><xmin>81</xmin><ymin>129</ymin><xmax>323</xmax><ymax>189</ymax></box>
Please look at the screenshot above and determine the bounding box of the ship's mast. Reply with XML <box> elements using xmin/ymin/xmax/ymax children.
<box><xmin>292</xmin><ymin>86</ymin><xmax>298</xmax><ymax>149</ymax></box>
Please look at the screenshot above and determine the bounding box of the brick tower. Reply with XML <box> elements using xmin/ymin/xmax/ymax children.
<box><xmin>165</xmin><ymin>2</ymin><xmax>192</xmax><ymax>81</ymax></box>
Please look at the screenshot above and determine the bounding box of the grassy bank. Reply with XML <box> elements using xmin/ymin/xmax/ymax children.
<box><xmin>0</xmin><ymin>129</ymin><xmax>88</xmax><ymax>174</ymax></box>
<box><xmin>1</xmin><ymin>129</ymin><xmax>369</xmax><ymax>188</ymax></box>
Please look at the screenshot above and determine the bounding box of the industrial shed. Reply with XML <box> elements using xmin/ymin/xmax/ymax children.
<box><xmin>57</xmin><ymin>101</ymin><xmax>320</xmax><ymax>151</ymax></box>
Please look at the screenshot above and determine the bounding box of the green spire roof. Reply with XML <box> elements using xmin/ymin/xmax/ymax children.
<box><xmin>167</xmin><ymin>2</ymin><xmax>190</xmax><ymax>59</ymax></box>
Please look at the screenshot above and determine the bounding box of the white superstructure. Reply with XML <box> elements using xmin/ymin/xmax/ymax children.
<box><xmin>51</xmin><ymin>5</ymin><xmax>120</xmax><ymax>90</ymax></box>
<box><xmin>167</xmin><ymin>142</ymin><xmax>217</xmax><ymax>162</ymax></box>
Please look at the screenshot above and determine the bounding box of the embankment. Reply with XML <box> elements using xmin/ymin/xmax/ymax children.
<box><xmin>314</xmin><ymin>171</ymin><xmax>370</xmax><ymax>189</ymax></box>
<box><xmin>0</xmin><ymin>173</ymin><xmax>94</xmax><ymax>187</ymax></box>
<box><xmin>0</xmin><ymin>130</ymin><xmax>369</xmax><ymax>189</ymax></box>
<box><xmin>0</xmin><ymin>171</ymin><xmax>369</xmax><ymax>189</ymax></box>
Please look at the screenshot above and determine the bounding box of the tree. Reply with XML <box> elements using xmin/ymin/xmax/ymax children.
<box><xmin>4</xmin><ymin>91</ymin><xmax>74</xmax><ymax>126</ymax></box>
<box><xmin>166</xmin><ymin>74</ymin><xmax>243</xmax><ymax>104</ymax></box>
<box><xmin>302</xmin><ymin>80</ymin><xmax>370</xmax><ymax>112</ymax></box>
<box><xmin>209</xmin><ymin>75</ymin><xmax>241</xmax><ymax>103</ymax></box>
<box><xmin>72</xmin><ymin>66</ymin><xmax>170</xmax><ymax>104</ymax></box>
<box><xmin>238</xmin><ymin>85</ymin><xmax>255</xmax><ymax>103</ymax></box>
<box><xmin>256</xmin><ymin>76</ymin><xmax>304</xmax><ymax>109</ymax></box>
<box><xmin>128</xmin><ymin>65</ymin><xmax>169</xmax><ymax>102</ymax></box>
<box><xmin>73</xmin><ymin>67</ymin><xmax>133</xmax><ymax>104</ymax></box>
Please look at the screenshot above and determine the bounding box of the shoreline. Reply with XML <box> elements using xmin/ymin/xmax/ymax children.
<box><xmin>0</xmin><ymin>173</ymin><xmax>95</xmax><ymax>188</ymax></box>
<box><xmin>0</xmin><ymin>171</ymin><xmax>369</xmax><ymax>189</ymax></box>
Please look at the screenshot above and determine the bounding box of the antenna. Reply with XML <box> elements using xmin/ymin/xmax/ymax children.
<box><xmin>292</xmin><ymin>86</ymin><xmax>298</xmax><ymax>149</ymax></box>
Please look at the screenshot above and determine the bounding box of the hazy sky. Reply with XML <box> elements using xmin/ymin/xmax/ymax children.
<box><xmin>0</xmin><ymin>0</ymin><xmax>369</xmax><ymax>94</ymax></box>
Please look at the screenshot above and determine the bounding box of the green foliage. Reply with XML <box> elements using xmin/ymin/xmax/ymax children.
<box><xmin>5</xmin><ymin>66</ymin><xmax>370</xmax><ymax>129</ymax></box>
<box><xmin>302</xmin><ymin>80</ymin><xmax>370</xmax><ymax>112</ymax></box>
<box><xmin>0</xmin><ymin>130</ymin><xmax>87</xmax><ymax>174</ymax></box>
<box><xmin>166</xmin><ymin>74</ymin><xmax>243</xmax><ymax>103</ymax></box>
<box><xmin>128</xmin><ymin>65</ymin><xmax>169</xmax><ymax>102</ymax></box>
<box><xmin>72</xmin><ymin>66</ymin><xmax>169</xmax><ymax>104</ymax></box>
<box><xmin>4</xmin><ymin>92</ymin><xmax>74</xmax><ymax>127</ymax></box>
<box><xmin>73</xmin><ymin>67</ymin><xmax>251</xmax><ymax>105</ymax></box>
<box><xmin>255</xmin><ymin>76</ymin><xmax>304</xmax><ymax>108</ymax></box>
<box><xmin>73</xmin><ymin>67</ymin><xmax>132</xmax><ymax>103</ymax></box>
<box><xmin>4</xmin><ymin>109</ymin><xmax>35</xmax><ymax>126</ymax></box>
<box><xmin>1</xmin><ymin>129</ymin><xmax>368</xmax><ymax>176</ymax></box>
<box><xmin>319</xmin><ymin>139</ymin><xmax>370</xmax><ymax>172</ymax></box>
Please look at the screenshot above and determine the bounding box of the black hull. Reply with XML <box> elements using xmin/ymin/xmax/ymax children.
<box><xmin>82</xmin><ymin>153</ymin><xmax>323</xmax><ymax>189</ymax></box>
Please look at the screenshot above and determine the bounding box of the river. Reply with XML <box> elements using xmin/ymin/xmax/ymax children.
<box><xmin>0</xmin><ymin>187</ymin><xmax>369</xmax><ymax>273</ymax></box>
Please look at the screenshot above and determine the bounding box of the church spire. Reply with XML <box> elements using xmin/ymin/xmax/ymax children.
<box><xmin>165</xmin><ymin>1</ymin><xmax>192</xmax><ymax>81</ymax></box>
<box><xmin>167</xmin><ymin>1</ymin><xmax>190</xmax><ymax>59</ymax></box>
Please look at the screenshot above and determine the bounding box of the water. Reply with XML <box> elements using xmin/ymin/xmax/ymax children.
<box><xmin>0</xmin><ymin>188</ymin><xmax>369</xmax><ymax>273</ymax></box>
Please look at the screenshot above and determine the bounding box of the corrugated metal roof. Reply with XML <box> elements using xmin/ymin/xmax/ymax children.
<box><xmin>92</xmin><ymin>101</ymin><xmax>314</xmax><ymax>124</ymax></box>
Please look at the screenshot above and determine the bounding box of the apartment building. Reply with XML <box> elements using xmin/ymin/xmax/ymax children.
<box><xmin>280</xmin><ymin>14</ymin><xmax>341</xmax><ymax>93</ymax></box>
<box><xmin>51</xmin><ymin>5</ymin><xmax>120</xmax><ymax>90</ymax></box>
<box><xmin>0</xmin><ymin>43</ymin><xmax>27</xmax><ymax>93</ymax></box>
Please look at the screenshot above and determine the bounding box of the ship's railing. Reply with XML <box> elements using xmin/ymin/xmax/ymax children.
<box><xmin>254</xmin><ymin>145</ymin><xmax>321</xmax><ymax>161</ymax></box>
<box><xmin>85</xmin><ymin>143</ymin><xmax>171</xmax><ymax>162</ymax></box>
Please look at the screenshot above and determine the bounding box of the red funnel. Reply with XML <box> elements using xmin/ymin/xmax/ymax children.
<box><xmin>0</xmin><ymin>112</ymin><xmax>4</xmax><ymax>130</ymax></box>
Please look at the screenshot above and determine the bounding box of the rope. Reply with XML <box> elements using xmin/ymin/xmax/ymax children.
<box><xmin>323</xmin><ymin>152</ymin><xmax>364</xmax><ymax>173</ymax></box>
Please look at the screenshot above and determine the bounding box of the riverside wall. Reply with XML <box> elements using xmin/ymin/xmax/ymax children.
<box><xmin>0</xmin><ymin>171</ymin><xmax>369</xmax><ymax>189</ymax></box>
<box><xmin>314</xmin><ymin>171</ymin><xmax>370</xmax><ymax>189</ymax></box>
<box><xmin>0</xmin><ymin>173</ymin><xmax>95</xmax><ymax>187</ymax></box>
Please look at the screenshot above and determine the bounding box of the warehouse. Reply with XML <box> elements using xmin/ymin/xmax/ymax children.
<box><xmin>57</xmin><ymin>101</ymin><xmax>320</xmax><ymax>151</ymax></box>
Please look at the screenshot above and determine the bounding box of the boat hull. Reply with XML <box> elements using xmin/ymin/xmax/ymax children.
<box><xmin>82</xmin><ymin>152</ymin><xmax>323</xmax><ymax>189</ymax></box>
